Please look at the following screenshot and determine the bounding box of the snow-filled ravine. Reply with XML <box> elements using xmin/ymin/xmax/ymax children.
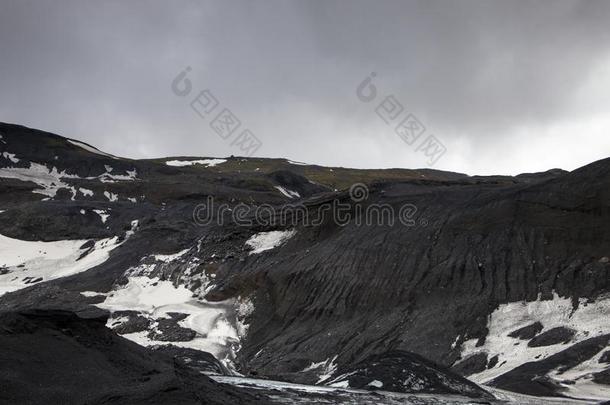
<box><xmin>458</xmin><ymin>292</ymin><xmax>610</xmax><ymax>401</ymax></box>
<box><xmin>0</xmin><ymin>233</ymin><xmax>122</xmax><ymax>296</ymax></box>
<box><xmin>87</xmin><ymin>246</ymin><xmax>253</xmax><ymax>372</ymax></box>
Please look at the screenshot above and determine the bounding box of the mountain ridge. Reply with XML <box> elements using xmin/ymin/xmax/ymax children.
<box><xmin>1</xmin><ymin>122</ymin><xmax>608</xmax><ymax>403</ymax></box>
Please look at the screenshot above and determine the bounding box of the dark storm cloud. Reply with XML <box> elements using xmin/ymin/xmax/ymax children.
<box><xmin>1</xmin><ymin>0</ymin><xmax>609</xmax><ymax>174</ymax></box>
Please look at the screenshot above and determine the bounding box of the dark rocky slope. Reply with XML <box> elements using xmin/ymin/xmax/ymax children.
<box><xmin>1</xmin><ymin>122</ymin><xmax>608</xmax><ymax>401</ymax></box>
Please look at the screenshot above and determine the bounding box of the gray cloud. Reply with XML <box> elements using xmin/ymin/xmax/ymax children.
<box><xmin>1</xmin><ymin>0</ymin><xmax>609</xmax><ymax>175</ymax></box>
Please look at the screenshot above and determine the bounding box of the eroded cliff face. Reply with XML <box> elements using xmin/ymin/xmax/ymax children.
<box><xmin>1</xmin><ymin>122</ymin><xmax>608</xmax><ymax>400</ymax></box>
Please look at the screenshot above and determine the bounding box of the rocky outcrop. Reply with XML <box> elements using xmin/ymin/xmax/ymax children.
<box><xmin>319</xmin><ymin>350</ymin><xmax>493</xmax><ymax>399</ymax></box>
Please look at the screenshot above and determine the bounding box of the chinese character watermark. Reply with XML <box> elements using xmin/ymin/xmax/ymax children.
<box><xmin>356</xmin><ymin>72</ymin><xmax>446</xmax><ymax>166</ymax></box>
<box><xmin>171</xmin><ymin>67</ymin><xmax>263</xmax><ymax>157</ymax></box>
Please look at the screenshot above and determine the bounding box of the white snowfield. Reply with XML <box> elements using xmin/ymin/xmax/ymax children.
<box><xmin>91</xmin><ymin>247</ymin><xmax>253</xmax><ymax>372</ymax></box>
<box><xmin>245</xmin><ymin>230</ymin><xmax>296</xmax><ymax>255</ymax></box>
<box><xmin>459</xmin><ymin>292</ymin><xmax>610</xmax><ymax>401</ymax></box>
<box><xmin>165</xmin><ymin>159</ymin><xmax>227</xmax><ymax>167</ymax></box>
<box><xmin>0</xmin><ymin>234</ymin><xmax>121</xmax><ymax>296</ymax></box>
<box><xmin>96</xmin><ymin>277</ymin><xmax>242</xmax><ymax>362</ymax></box>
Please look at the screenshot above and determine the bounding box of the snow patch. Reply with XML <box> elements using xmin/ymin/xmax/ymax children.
<box><xmin>98</xmin><ymin>169</ymin><xmax>137</xmax><ymax>183</ymax></box>
<box><xmin>125</xmin><ymin>220</ymin><xmax>139</xmax><ymax>239</ymax></box>
<box><xmin>93</xmin><ymin>209</ymin><xmax>110</xmax><ymax>223</ymax></box>
<box><xmin>275</xmin><ymin>185</ymin><xmax>300</xmax><ymax>198</ymax></box>
<box><xmin>0</xmin><ymin>158</ymin><xmax>135</xmax><ymax>200</ymax></box>
<box><xmin>2</xmin><ymin>152</ymin><xmax>19</xmax><ymax>163</ymax></box>
<box><xmin>79</xmin><ymin>188</ymin><xmax>93</xmax><ymax>197</ymax></box>
<box><xmin>316</xmin><ymin>356</ymin><xmax>339</xmax><ymax>384</ymax></box>
<box><xmin>166</xmin><ymin>159</ymin><xmax>227</xmax><ymax>167</ymax></box>
<box><xmin>302</xmin><ymin>356</ymin><xmax>339</xmax><ymax>384</ymax></box>
<box><xmin>152</xmin><ymin>248</ymin><xmax>190</xmax><ymax>263</ymax></box>
<box><xmin>451</xmin><ymin>334</ymin><xmax>461</xmax><ymax>349</ymax></box>
<box><xmin>0</xmin><ymin>162</ymin><xmax>80</xmax><ymax>198</ymax></box>
<box><xmin>104</xmin><ymin>191</ymin><xmax>118</xmax><ymax>202</ymax></box>
<box><xmin>0</xmin><ymin>234</ymin><xmax>121</xmax><ymax>296</ymax></box>
<box><xmin>329</xmin><ymin>380</ymin><xmax>350</xmax><ymax>388</ymax></box>
<box><xmin>245</xmin><ymin>229</ymin><xmax>296</xmax><ymax>254</ymax></box>
<box><xmin>81</xmin><ymin>291</ymin><xmax>105</xmax><ymax>297</ymax></box>
<box><xmin>368</xmin><ymin>380</ymin><xmax>383</xmax><ymax>388</ymax></box>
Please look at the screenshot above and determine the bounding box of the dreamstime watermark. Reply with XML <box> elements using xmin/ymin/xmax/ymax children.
<box><xmin>356</xmin><ymin>72</ymin><xmax>446</xmax><ymax>166</ymax></box>
<box><xmin>192</xmin><ymin>183</ymin><xmax>427</xmax><ymax>228</ymax></box>
<box><xmin>171</xmin><ymin>66</ymin><xmax>263</xmax><ymax>157</ymax></box>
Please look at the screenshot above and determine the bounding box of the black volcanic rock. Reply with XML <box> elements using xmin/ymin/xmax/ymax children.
<box><xmin>321</xmin><ymin>350</ymin><xmax>493</xmax><ymax>399</ymax></box>
<box><xmin>527</xmin><ymin>327</ymin><xmax>576</xmax><ymax>347</ymax></box>
<box><xmin>594</xmin><ymin>367</ymin><xmax>610</xmax><ymax>385</ymax></box>
<box><xmin>110</xmin><ymin>310</ymin><xmax>152</xmax><ymax>334</ymax></box>
<box><xmin>508</xmin><ymin>321</ymin><xmax>543</xmax><ymax>340</ymax></box>
<box><xmin>147</xmin><ymin>314</ymin><xmax>197</xmax><ymax>342</ymax></box>
<box><xmin>451</xmin><ymin>352</ymin><xmax>489</xmax><ymax>375</ymax></box>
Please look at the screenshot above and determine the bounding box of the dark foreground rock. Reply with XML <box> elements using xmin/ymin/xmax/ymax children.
<box><xmin>152</xmin><ymin>345</ymin><xmax>231</xmax><ymax>376</ymax></box>
<box><xmin>0</xmin><ymin>309</ymin><xmax>264</xmax><ymax>405</ymax></box>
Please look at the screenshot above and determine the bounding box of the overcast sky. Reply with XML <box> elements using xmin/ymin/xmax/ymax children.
<box><xmin>1</xmin><ymin>0</ymin><xmax>609</xmax><ymax>175</ymax></box>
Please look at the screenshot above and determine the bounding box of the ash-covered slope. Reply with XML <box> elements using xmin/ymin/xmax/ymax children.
<box><xmin>1</xmin><ymin>122</ymin><xmax>609</xmax><ymax>402</ymax></box>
